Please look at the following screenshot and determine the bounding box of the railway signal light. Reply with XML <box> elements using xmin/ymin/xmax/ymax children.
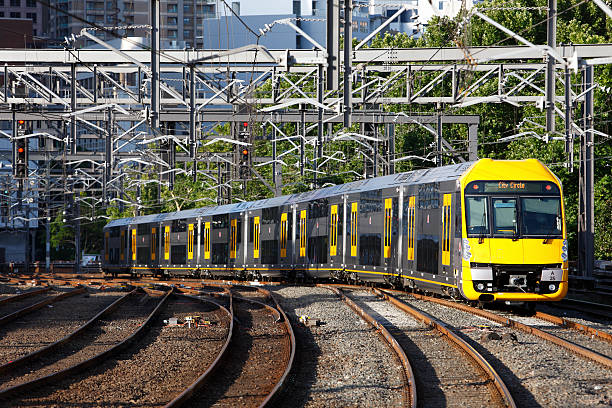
<box><xmin>14</xmin><ymin>120</ymin><xmax>28</xmax><ymax>178</ymax></box>
<box><xmin>238</xmin><ymin>121</ymin><xmax>249</xmax><ymax>141</ymax></box>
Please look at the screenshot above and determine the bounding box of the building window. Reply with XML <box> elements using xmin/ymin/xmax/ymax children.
<box><xmin>168</xmin><ymin>30</ymin><xmax>177</xmax><ymax>38</ymax></box>
<box><xmin>10</xmin><ymin>0</ymin><xmax>20</xmax><ymax>7</ymax></box>
<box><xmin>10</xmin><ymin>11</ymin><xmax>21</xmax><ymax>18</ymax></box>
<box><xmin>183</xmin><ymin>30</ymin><xmax>191</xmax><ymax>38</ymax></box>
<box><xmin>183</xmin><ymin>4</ymin><xmax>191</xmax><ymax>13</ymax></box>
<box><xmin>167</xmin><ymin>17</ymin><xmax>177</xmax><ymax>25</ymax></box>
<box><xmin>26</xmin><ymin>12</ymin><xmax>37</xmax><ymax>23</ymax></box>
<box><xmin>232</xmin><ymin>2</ymin><xmax>239</xmax><ymax>14</ymax></box>
<box><xmin>438</xmin><ymin>1</ymin><xmax>444</xmax><ymax>9</ymax></box>
<box><xmin>0</xmin><ymin>1</ymin><xmax>4</xmax><ymax>7</ymax></box>
<box><xmin>292</xmin><ymin>0</ymin><xmax>300</xmax><ymax>15</ymax></box>
<box><xmin>167</xmin><ymin>3</ymin><xmax>177</xmax><ymax>13</ymax></box>
<box><xmin>183</xmin><ymin>17</ymin><xmax>191</xmax><ymax>25</ymax></box>
<box><xmin>26</xmin><ymin>0</ymin><xmax>36</xmax><ymax>6</ymax></box>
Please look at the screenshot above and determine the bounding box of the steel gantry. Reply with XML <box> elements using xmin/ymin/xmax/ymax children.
<box><xmin>0</xmin><ymin>31</ymin><xmax>610</xmax><ymax>275</ymax></box>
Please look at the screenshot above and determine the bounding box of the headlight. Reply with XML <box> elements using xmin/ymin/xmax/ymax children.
<box><xmin>476</xmin><ymin>283</ymin><xmax>485</xmax><ymax>291</ymax></box>
<box><xmin>561</xmin><ymin>239</ymin><xmax>568</xmax><ymax>261</ymax></box>
<box><xmin>548</xmin><ymin>283</ymin><xmax>557</xmax><ymax>292</ymax></box>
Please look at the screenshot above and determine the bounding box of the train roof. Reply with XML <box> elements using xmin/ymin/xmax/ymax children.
<box><xmin>104</xmin><ymin>161</ymin><xmax>475</xmax><ymax>228</ymax></box>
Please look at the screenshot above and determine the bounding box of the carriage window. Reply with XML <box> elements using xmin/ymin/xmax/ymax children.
<box><xmin>171</xmin><ymin>219</ymin><xmax>186</xmax><ymax>233</ymax></box>
<box><xmin>213</xmin><ymin>214</ymin><xmax>229</xmax><ymax>229</ymax></box>
<box><xmin>465</xmin><ymin>197</ymin><xmax>489</xmax><ymax>235</ymax></box>
<box><xmin>521</xmin><ymin>198</ymin><xmax>561</xmax><ymax>236</ymax></box>
<box><xmin>137</xmin><ymin>223</ymin><xmax>150</xmax><ymax>235</ymax></box>
<box><xmin>492</xmin><ymin>198</ymin><xmax>517</xmax><ymax>236</ymax></box>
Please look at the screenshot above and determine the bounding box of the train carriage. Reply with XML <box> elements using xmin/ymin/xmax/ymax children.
<box><xmin>102</xmin><ymin>158</ymin><xmax>568</xmax><ymax>304</ymax></box>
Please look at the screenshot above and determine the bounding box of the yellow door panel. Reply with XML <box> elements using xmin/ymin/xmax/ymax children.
<box><xmin>330</xmin><ymin>205</ymin><xmax>337</xmax><ymax>256</ymax></box>
<box><xmin>164</xmin><ymin>226</ymin><xmax>170</xmax><ymax>260</ymax></box>
<box><xmin>253</xmin><ymin>216</ymin><xmax>260</xmax><ymax>259</ymax></box>
<box><xmin>187</xmin><ymin>224</ymin><xmax>194</xmax><ymax>260</ymax></box>
<box><xmin>131</xmin><ymin>229</ymin><xmax>136</xmax><ymax>261</ymax></box>
<box><xmin>280</xmin><ymin>212</ymin><xmax>287</xmax><ymax>258</ymax></box>
<box><xmin>204</xmin><ymin>222</ymin><xmax>211</xmax><ymax>260</ymax></box>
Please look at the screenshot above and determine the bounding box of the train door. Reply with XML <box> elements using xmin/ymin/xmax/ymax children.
<box><xmin>382</xmin><ymin>191</ymin><xmax>400</xmax><ymax>277</ymax></box>
<box><xmin>328</xmin><ymin>199</ymin><xmax>343</xmax><ymax>267</ymax></box>
<box><xmin>150</xmin><ymin>224</ymin><xmax>158</xmax><ymax>271</ymax></box>
<box><xmin>346</xmin><ymin>195</ymin><xmax>359</xmax><ymax>271</ymax></box>
<box><xmin>403</xmin><ymin>189</ymin><xmax>417</xmax><ymax>275</ymax></box>
<box><xmin>292</xmin><ymin>203</ymin><xmax>308</xmax><ymax>271</ymax></box>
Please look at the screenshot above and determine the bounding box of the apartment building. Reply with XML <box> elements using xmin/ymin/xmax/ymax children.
<box><xmin>0</xmin><ymin>0</ymin><xmax>46</xmax><ymax>38</ymax></box>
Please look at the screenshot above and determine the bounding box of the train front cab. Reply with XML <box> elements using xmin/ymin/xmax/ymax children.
<box><xmin>458</xmin><ymin>159</ymin><xmax>568</xmax><ymax>302</ymax></box>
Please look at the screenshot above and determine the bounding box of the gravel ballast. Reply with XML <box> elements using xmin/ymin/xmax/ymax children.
<box><xmin>270</xmin><ymin>285</ymin><xmax>404</xmax><ymax>408</ymax></box>
<box><xmin>0</xmin><ymin>289</ymin><xmax>124</xmax><ymax>364</ymax></box>
<box><xmin>395</xmin><ymin>293</ymin><xmax>612</xmax><ymax>407</ymax></box>
<box><xmin>11</xmin><ymin>294</ymin><xmax>230</xmax><ymax>407</ymax></box>
<box><xmin>345</xmin><ymin>289</ymin><xmax>504</xmax><ymax>408</ymax></box>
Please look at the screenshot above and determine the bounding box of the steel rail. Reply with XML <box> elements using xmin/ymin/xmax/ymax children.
<box><xmin>396</xmin><ymin>290</ymin><xmax>612</xmax><ymax>369</ymax></box>
<box><xmin>0</xmin><ymin>286</ymin><xmax>86</xmax><ymax>326</ymax></box>
<box><xmin>0</xmin><ymin>288</ymin><xmax>136</xmax><ymax>376</ymax></box>
<box><xmin>377</xmin><ymin>288</ymin><xmax>516</xmax><ymax>408</ymax></box>
<box><xmin>560</xmin><ymin>298</ymin><xmax>612</xmax><ymax>318</ymax></box>
<box><xmin>323</xmin><ymin>285</ymin><xmax>417</xmax><ymax>408</ymax></box>
<box><xmin>258</xmin><ymin>288</ymin><xmax>296</xmax><ymax>408</ymax></box>
<box><xmin>534</xmin><ymin>311</ymin><xmax>612</xmax><ymax>344</ymax></box>
<box><xmin>0</xmin><ymin>286</ymin><xmax>51</xmax><ymax>306</ymax></box>
<box><xmin>0</xmin><ymin>287</ymin><xmax>173</xmax><ymax>399</ymax></box>
<box><xmin>164</xmin><ymin>292</ymin><xmax>234</xmax><ymax>408</ymax></box>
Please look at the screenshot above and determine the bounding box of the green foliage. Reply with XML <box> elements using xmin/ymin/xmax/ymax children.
<box><xmin>368</xmin><ymin>0</ymin><xmax>612</xmax><ymax>259</ymax></box>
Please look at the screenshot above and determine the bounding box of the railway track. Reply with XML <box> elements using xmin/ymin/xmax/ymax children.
<box><xmin>393</xmin><ymin>290</ymin><xmax>612</xmax><ymax>368</ymax></box>
<box><xmin>337</xmin><ymin>286</ymin><xmax>514</xmax><ymax>408</ymax></box>
<box><xmin>2</xmin><ymin>288</ymin><xmax>172</xmax><ymax>405</ymax></box>
<box><xmin>387</xmin><ymin>290</ymin><xmax>612</xmax><ymax>406</ymax></box>
<box><xmin>324</xmin><ymin>285</ymin><xmax>416</xmax><ymax>407</ymax></box>
<box><xmin>184</xmin><ymin>285</ymin><xmax>294</xmax><ymax>407</ymax></box>
<box><xmin>557</xmin><ymin>298</ymin><xmax>612</xmax><ymax>320</ymax></box>
<box><xmin>1</xmin><ymin>273</ymin><xmax>609</xmax><ymax>406</ymax></box>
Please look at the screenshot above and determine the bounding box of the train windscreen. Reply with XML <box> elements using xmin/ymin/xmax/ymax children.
<box><xmin>520</xmin><ymin>197</ymin><xmax>562</xmax><ymax>236</ymax></box>
<box><xmin>465</xmin><ymin>181</ymin><xmax>562</xmax><ymax>238</ymax></box>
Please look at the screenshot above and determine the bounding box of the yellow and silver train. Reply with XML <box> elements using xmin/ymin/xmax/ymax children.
<box><xmin>103</xmin><ymin>158</ymin><xmax>568</xmax><ymax>303</ymax></box>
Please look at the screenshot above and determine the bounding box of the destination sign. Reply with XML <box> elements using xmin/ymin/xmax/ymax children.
<box><xmin>466</xmin><ymin>181</ymin><xmax>559</xmax><ymax>194</ymax></box>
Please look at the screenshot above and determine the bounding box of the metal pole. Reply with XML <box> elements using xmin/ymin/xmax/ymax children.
<box><xmin>25</xmin><ymin>183</ymin><xmax>30</xmax><ymax>274</ymax></box>
<box><xmin>70</xmin><ymin>63</ymin><xmax>77</xmax><ymax>155</ymax></box>
<box><xmin>150</xmin><ymin>0</ymin><xmax>160</xmax><ymax>130</ymax></box>
<box><xmin>437</xmin><ymin>111</ymin><xmax>442</xmax><ymax>166</ymax></box>
<box><xmin>545</xmin><ymin>0</ymin><xmax>557</xmax><ymax>135</ymax></box>
<box><xmin>190</xmin><ymin>65</ymin><xmax>197</xmax><ymax>182</ymax></box>
<box><xmin>74</xmin><ymin>189</ymin><xmax>81</xmax><ymax>275</ymax></box>
<box><xmin>300</xmin><ymin>107</ymin><xmax>306</xmax><ymax>177</ymax></box>
<box><xmin>217</xmin><ymin>163</ymin><xmax>222</xmax><ymax>205</ymax></box>
<box><xmin>316</xmin><ymin>64</ymin><xmax>324</xmax><ymax>187</ymax></box>
<box><xmin>578</xmin><ymin>65</ymin><xmax>594</xmax><ymax>278</ymax></box>
<box><xmin>373</xmin><ymin>125</ymin><xmax>378</xmax><ymax>177</ymax></box>
<box><xmin>564</xmin><ymin>66</ymin><xmax>573</xmax><ymax>172</ymax></box>
<box><xmin>104</xmin><ymin>107</ymin><xmax>112</xmax><ymax>205</ymax></box>
<box><xmin>343</xmin><ymin>0</ymin><xmax>352</xmax><ymax>128</ymax></box>
<box><xmin>468</xmin><ymin>124</ymin><xmax>478</xmax><ymax>161</ymax></box>
<box><xmin>388</xmin><ymin>123</ymin><xmax>395</xmax><ymax>174</ymax></box>
<box><xmin>45</xmin><ymin>155</ymin><xmax>50</xmax><ymax>274</ymax></box>
<box><xmin>326</xmin><ymin>0</ymin><xmax>339</xmax><ymax>91</ymax></box>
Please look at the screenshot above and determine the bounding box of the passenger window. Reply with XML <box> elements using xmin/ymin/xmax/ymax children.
<box><xmin>465</xmin><ymin>197</ymin><xmax>489</xmax><ymax>235</ymax></box>
<box><xmin>492</xmin><ymin>198</ymin><xmax>518</xmax><ymax>236</ymax></box>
